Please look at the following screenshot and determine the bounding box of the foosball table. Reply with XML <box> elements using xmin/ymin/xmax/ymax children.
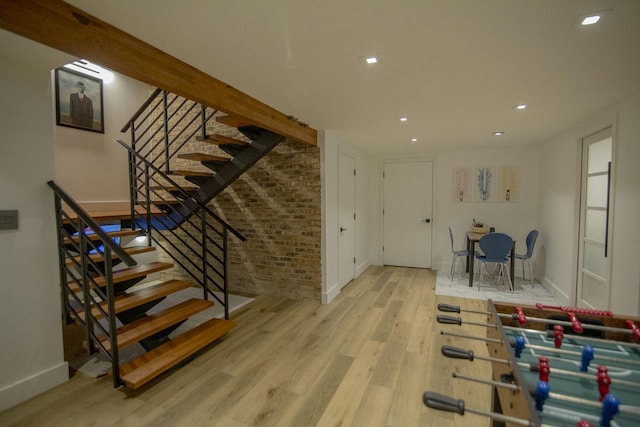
<box><xmin>425</xmin><ymin>299</ymin><xmax>640</xmax><ymax>426</ymax></box>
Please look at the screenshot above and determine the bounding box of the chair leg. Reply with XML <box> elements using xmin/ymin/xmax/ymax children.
<box><xmin>527</xmin><ymin>260</ymin><xmax>534</xmax><ymax>284</ymax></box>
<box><xmin>504</xmin><ymin>263</ymin><xmax>513</xmax><ymax>291</ymax></box>
<box><xmin>450</xmin><ymin>256</ymin><xmax>455</xmax><ymax>281</ymax></box>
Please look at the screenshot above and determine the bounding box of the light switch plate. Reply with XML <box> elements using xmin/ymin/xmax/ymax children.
<box><xmin>0</xmin><ymin>210</ymin><xmax>18</xmax><ymax>230</ymax></box>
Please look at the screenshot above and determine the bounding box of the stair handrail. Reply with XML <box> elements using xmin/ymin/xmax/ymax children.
<box><xmin>47</xmin><ymin>180</ymin><xmax>137</xmax><ymax>266</ymax></box>
<box><xmin>116</xmin><ymin>139</ymin><xmax>247</xmax><ymax>242</ymax></box>
<box><xmin>120</xmin><ymin>87</ymin><xmax>163</xmax><ymax>133</ymax></box>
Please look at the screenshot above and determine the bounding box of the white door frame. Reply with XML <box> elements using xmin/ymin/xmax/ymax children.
<box><xmin>379</xmin><ymin>157</ymin><xmax>436</xmax><ymax>268</ymax></box>
<box><xmin>338</xmin><ymin>151</ymin><xmax>356</xmax><ymax>288</ymax></box>
<box><xmin>575</xmin><ymin>126</ymin><xmax>615</xmax><ymax>309</ymax></box>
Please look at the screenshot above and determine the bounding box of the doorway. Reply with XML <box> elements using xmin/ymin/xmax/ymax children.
<box><xmin>576</xmin><ymin>127</ymin><xmax>613</xmax><ymax>309</ymax></box>
<box><xmin>382</xmin><ymin>161</ymin><xmax>433</xmax><ymax>268</ymax></box>
<box><xmin>338</xmin><ymin>152</ymin><xmax>356</xmax><ymax>288</ymax></box>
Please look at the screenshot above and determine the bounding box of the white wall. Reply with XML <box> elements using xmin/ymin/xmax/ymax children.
<box><xmin>321</xmin><ymin>131</ymin><xmax>379</xmax><ymax>303</ymax></box>
<box><xmin>54</xmin><ymin>73</ymin><xmax>150</xmax><ymax>203</ymax></box>
<box><xmin>0</xmin><ymin>53</ymin><xmax>68</xmax><ymax>411</ymax></box>
<box><xmin>540</xmin><ymin>90</ymin><xmax>640</xmax><ymax>316</ymax></box>
<box><xmin>431</xmin><ymin>146</ymin><xmax>541</xmax><ymax>276</ymax></box>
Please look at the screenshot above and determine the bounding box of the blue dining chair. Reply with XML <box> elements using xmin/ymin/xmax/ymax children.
<box><xmin>475</xmin><ymin>232</ymin><xmax>514</xmax><ymax>291</ymax></box>
<box><xmin>514</xmin><ymin>230</ymin><xmax>538</xmax><ymax>283</ymax></box>
<box><xmin>449</xmin><ymin>227</ymin><xmax>470</xmax><ymax>281</ymax></box>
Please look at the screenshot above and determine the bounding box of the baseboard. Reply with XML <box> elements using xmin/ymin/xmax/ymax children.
<box><xmin>0</xmin><ymin>362</ymin><xmax>69</xmax><ymax>412</ymax></box>
<box><xmin>322</xmin><ymin>282</ymin><xmax>341</xmax><ymax>304</ymax></box>
<box><xmin>356</xmin><ymin>257</ymin><xmax>378</xmax><ymax>277</ymax></box>
<box><xmin>542</xmin><ymin>277</ymin><xmax>570</xmax><ymax>306</ymax></box>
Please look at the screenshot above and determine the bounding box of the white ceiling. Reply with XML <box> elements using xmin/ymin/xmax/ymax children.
<box><xmin>7</xmin><ymin>1</ymin><xmax>640</xmax><ymax>156</ymax></box>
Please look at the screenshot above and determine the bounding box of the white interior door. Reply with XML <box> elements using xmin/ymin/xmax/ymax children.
<box><xmin>338</xmin><ymin>152</ymin><xmax>356</xmax><ymax>288</ymax></box>
<box><xmin>577</xmin><ymin>127</ymin><xmax>613</xmax><ymax>309</ymax></box>
<box><xmin>383</xmin><ymin>161</ymin><xmax>433</xmax><ymax>268</ymax></box>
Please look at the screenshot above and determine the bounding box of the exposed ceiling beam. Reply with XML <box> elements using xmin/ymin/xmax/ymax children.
<box><xmin>0</xmin><ymin>0</ymin><xmax>317</xmax><ymax>146</ymax></box>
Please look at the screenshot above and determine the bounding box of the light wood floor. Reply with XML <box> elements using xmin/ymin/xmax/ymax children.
<box><xmin>0</xmin><ymin>266</ymin><xmax>494</xmax><ymax>427</ymax></box>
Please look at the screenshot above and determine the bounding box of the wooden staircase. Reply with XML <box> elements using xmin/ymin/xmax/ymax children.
<box><xmin>51</xmin><ymin>200</ymin><xmax>236</xmax><ymax>390</ymax></box>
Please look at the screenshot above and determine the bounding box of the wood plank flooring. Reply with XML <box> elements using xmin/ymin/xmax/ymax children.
<box><xmin>0</xmin><ymin>266</ymin><xmax>493</xmax><ymax>426</ymax></box>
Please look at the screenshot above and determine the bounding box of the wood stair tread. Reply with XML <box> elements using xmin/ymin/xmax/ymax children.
<box><xmin>169</xmin><ymin>170</ymin><xmax>213</xmax><ymax>177</ymax></box>
<box><xmin>68</xmin><ymin>261</ymin><xmax>174</xmax><ymax>291</ymax></box>
<box><xmin>149</xmin><ymin>185</ymin><xmax>198</xmax><ymax>192</ymax></box>
<box><xmin>64</xmin><ymin>229</ymin><xmax>139</xmax><ymax>244</ymax></box>
<box><xmin>100</xmin><ymin>298</ymin><xmax>215</xmax><ymax>351</ymax></box>
<box><xmin>196</xmin><ymin>133</ymin><xmax>249</xmax><ymax>147</ymax></box>
<box><xmin>119</xmin><ymin>317</ymin><xmax>235</xmax><ymax>389</ymax></box>
<box><xmin>65</xmin><ymin>245</ymin><xmax>155</xmax><ymax>267</ymax></box>
<box><xmin>177</xmin><ymin>153</ymin><xmax>230</xmax><ymax>163</ymax></box>
<box><xmin>76</xmin><ymin>279</ymin><xmax>193</xmax><ymax>321</ymax></box>
<box><xmin>214</xmin><ymin>115</ymin><xmax>254</xmax><ymax>130</ymax></box>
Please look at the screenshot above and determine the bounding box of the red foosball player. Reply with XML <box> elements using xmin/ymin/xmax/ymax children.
<box><xmin>553</xmin><ymin>324</ymin><xmax>564</xmax><ymax>349</ymax></box>
<box><xmin>577</xmin><ymin>420</ymin><xmax>593</xmax><ymax>427</ymax></box>
<box><xmin>597</xmin><ymin>370</ymin><xmax>611</xmax><ymax>402</ymax></box>
<box><xmin>538</xmin><ymin>356</ymin><xmax>550</xmax><ymax>383</ymax></box>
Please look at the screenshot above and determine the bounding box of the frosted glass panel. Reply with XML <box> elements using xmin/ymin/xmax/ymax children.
<box><xmin>586</xmin><ymin>175</ymin><xmax>608</xmax><ymax>207</ymax></box>
<box><xmin>585</xmin><ymin>209</ymin><xmax>606</xmax><ymax>243</ymax></box>
<box><xmin>581</xmin><ymin>275</ymin><xmax>607</xmax><ymax>307</ymax></box>
<box><xmin>583</xmin><ymin>241</ymin><xmax>607</xmax><ymax>278</ymax></box>
<box><xmin>587</xmin><ymin>138</ymin><xmax>612</xmax><ymax>173</ymax></box>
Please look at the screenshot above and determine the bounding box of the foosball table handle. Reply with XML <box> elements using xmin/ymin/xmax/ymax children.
<box><xmin>441</xmin><ymin>345</ymin><xmax>474</xmax><ymax>361</ymax></box>
<box><xmin>437</xmin><ymin>303</ymin><xmax>461</xmax><ymax>313</ymax></box>
<box><xmin>437</xmin><ymin>315</ymin><xmax>462</xmax><ymax>325</ymax></box>
<box><xmin>423</xmin><ymin>391</ymin><xmax>465</xmax><ymax>414</ymax></box>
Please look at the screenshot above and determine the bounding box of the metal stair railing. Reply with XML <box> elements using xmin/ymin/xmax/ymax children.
<box><xmin>48</xmin><ymin>180</ymin><xmax>132</xmax><ymax>387</ymax></box>
<box><xmin>117</xmin><ymin>140</ymin><xmax>246</xmax><ymax>320</ymax></box>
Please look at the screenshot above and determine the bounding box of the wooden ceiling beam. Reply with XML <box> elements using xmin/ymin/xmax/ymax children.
<box><xmin>0</xmin><ymin>0</ymin><xmax>317</xmax><ymax>146</ymax></box>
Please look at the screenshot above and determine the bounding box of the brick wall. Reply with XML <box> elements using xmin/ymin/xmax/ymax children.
<box><xmin>152</xmin><ymin>105</ymin><xmax>322</xmax><ymax>301</ymax></box>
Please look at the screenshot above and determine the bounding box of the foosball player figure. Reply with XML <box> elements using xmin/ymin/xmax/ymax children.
<box><xmin>538</xmin><ymin>356</ymin><xmax>550</xmax><ymax>383</ymax></box>
<box><xmin>580</xmin><ymin>345</ymin><xmax>594</xmax><ymax>372</ymax></box>
<box><xmin>596</xmin><ymin>366</ymin><xmax>612</xmax><ymax>402</ymax></box>
<box><xmin>514</xmin><ymin>335</ymin><xmax>525</xmax><ymax>358</ymax></box>
<box><xmin>600</xmin><ymin>394</ymin><xmax>620</xmax><ymax>427</ymax></box>
<box><xmin>553</xmin><ymin>324</ymin><xmax>564</xmax><ymax>349</ymax></box>
<box><xmin>576</xmin><ymin>420</ymin><xmax>593</xmax><ymax>427</ymax></box>
<box><xmin>534</xmin><ymin>380</ymin><xmax>550</xmax><ymax>411</ymax></box>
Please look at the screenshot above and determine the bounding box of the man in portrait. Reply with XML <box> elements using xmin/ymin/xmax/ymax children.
<box><xmin>69</xmin><ymin>81</ymin><xmax>94</xmax><ymax>128</ymax></box>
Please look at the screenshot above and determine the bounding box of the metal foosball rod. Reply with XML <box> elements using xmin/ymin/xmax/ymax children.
<box><xmin>437</xmin><ymin>314</ymin><xmax>635</xmax><ymax>336</ymax></box>
<box><xmin>510</xmin><ymin>339</ymin><xmax>640</xmax><ymax>368</ymax></box>
<box><xmin>422</xmin><ymin>391</ymin><xmax>537</xmax><ymax>426</ymax></box>
<box><xmin>440</xmin><ymin>345</ymin><xmax>640</xmax><ymax>388</ymax></box>
<box><xmin>442</xmin><ymin>322</ymin><xmax>640</xmax><ymax>350</ymax></box>
<box><xmin>452</xmin><ymin>373</ymin><xmax>640</xmax><ymax>417</ymax></box>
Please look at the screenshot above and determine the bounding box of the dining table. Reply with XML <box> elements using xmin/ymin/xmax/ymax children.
<box><xmin>465</xmin><ymin>231</ymin><xmax>516</xmax><ymax>288</ymax></box>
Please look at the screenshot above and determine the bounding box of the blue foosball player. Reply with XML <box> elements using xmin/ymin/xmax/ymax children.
<box><xmin>600</xmin><ymin>394</ymin><xmax>620</xmax><ymax>427</ymax></box>
<box><xmin>580</xmin><ymin>345</ymin><xmax>594</xmax><ymax>372</ymax></box>
<box><xmin>535</xmin><ymin>380</ymin><xmax>549</xmax><ymax>411</ymax></box>
<box><xmin>514</xmin><ymin>336</ymin><xmax>525</xmax><ymax>358</ymax></box>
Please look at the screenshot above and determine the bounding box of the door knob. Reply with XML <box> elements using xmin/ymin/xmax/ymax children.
<box><xmin>340</xmin><ymin>227</ymin><xmax>348</xmax><ymax>232</ymax></box>
<box><xmin>421</xmin><ymin>219</ymin><xmax>431</xmax><ymax>223</ymax></box>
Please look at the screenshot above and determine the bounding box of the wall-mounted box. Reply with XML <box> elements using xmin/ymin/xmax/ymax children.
<box><xmin>0</xmin><ymin>210</ymin><xmax>19</xmax><ymax>230</ymax></box>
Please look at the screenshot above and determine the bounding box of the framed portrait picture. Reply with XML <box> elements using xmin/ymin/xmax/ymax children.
<box><xmin>54</xmin><ymin>67</ymin><xmax>104</xmax><ymax>133</ymax></box>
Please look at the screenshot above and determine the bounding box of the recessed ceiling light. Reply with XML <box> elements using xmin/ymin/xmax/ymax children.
<box><xmin>365</xmin><ymin>56</ymin><xmax>378</xmax><ymax>64</ymax></box>
<box><xmin>411</xmin><ymin>138</ymin><xmax>418</xmax><ymax>143</ymax></box>
<box><xmin>515</xmin><ymin>104</ymin><xmax>527</xmax><ymax>110</ymax></box>
<box><xmin>493</xmin><ymin>131</ymin><xmax>504</xmax><ymax>136</ymax></box>
<box><xmin>400</xmin><ymin>117</ymin><xmax>408</xmax><ymax>122</ymax></box>
<box><xmin>581</xmin><ymin>15</ymin><xmax>601</xmax><ymax>25</ymax></box>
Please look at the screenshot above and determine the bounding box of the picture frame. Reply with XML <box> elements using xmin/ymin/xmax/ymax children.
<box><xmin>54</xmin><ymin>67</ymin><xmax>104</xmax><ymax>133</ymax></box>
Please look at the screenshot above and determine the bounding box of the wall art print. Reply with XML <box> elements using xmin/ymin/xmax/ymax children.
<box><xmin>498</xmin><ymin>165</ymin><xmax>520</xmax><ymax>202</ymax></box>
<box><xmin>55</xmin><ymin>67</ymin><xmax>104</xmax><ymax>133</ymax></box>
<box><xmin>452</xmin><ymin>167</ymin><xmax>472</xmax><ymax>202</ymax></box>
<box><xmin>474</xmin><ymin>166</ymin><xmax>496</xmax><ymax>202</ymax></box>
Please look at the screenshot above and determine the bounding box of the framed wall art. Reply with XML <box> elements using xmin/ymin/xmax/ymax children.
<box><xmin>54</xmin><ymin>67</ymin><xmax>104</xmax><ymax>133</ymax></box>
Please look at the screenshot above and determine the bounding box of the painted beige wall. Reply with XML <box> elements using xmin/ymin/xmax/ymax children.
<box><xmin>0</xmin><ymin>50</ymin><xmax>67</xmax><ymax>412</ymax></box>
<box><xmin>53</xmin><ymin>73</ymin><xmax>150</xmax><ymax>203</ymax></box>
